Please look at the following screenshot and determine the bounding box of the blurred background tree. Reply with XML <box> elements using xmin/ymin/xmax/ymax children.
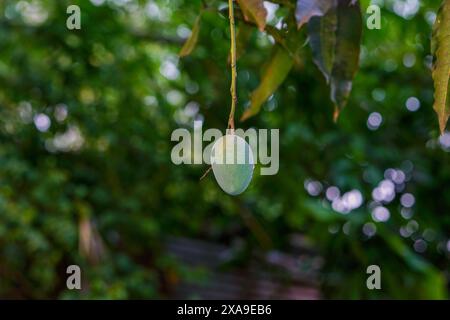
<box><xmin>0</xmin><ymin>0</ymin><xmax>448</xmax><ymax>299</ymax></box>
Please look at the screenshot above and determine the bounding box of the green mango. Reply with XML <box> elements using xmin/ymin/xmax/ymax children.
<box><xmin>210</xmin><ymin>134</ymin><xmax>254</xmax><ymax>195</ymax></box>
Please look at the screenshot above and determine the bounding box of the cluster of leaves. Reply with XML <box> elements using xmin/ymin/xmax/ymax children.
<box><xmin>182</xmin><ymin>0</ymin><xmax>450</xmax><ymax>133</ymax></box>
<box><xmin>0</xmin><ymin>0</ymin><xmax>448</xmax><ymax>299</ymax></box>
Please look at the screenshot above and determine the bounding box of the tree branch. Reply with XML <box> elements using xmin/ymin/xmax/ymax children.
<box><xmin>227</xmin><ymin>0</ymin><xmax>238</xmax><ymax>130</ymax></box>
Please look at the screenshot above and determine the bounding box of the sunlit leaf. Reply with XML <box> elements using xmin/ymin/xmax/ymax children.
<box><xmin>241</xmin><ymin>46</ymin><xmax>293</xmax><ymax>121</ymax></box>
<box><xmin>431</xmin><ymin>0</ymin><xmax>450</xmax><ymax>134</ymax></box>
<box><xmin>307</xmin><ymin>0</ymin><xmax>361</xmax><ymax>120</ymax></box>
<box><xmin>179</xmin><ymin>15</ymin><xmax>201</xmax><ymax>58</ymax></box>
<box><xmin>236</xmin><ymin>0</ymin><xmax>267</xmax><ymax>31</ymax></box>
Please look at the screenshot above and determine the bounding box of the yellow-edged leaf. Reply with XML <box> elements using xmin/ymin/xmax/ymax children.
<box><xmin>179</xmin><ymin>15</ymin><xmax>201</xmax><ymax>58</ymax></box>
<box><xmin>431</xmin><ymin>0</ymin><xmax>450</xmax><ymax>133</ymax></box>
<box><xmin>241</xmin><ymin>46</ymin><xmax>293</xmax><ymax>121</ymax></box>
<box><xmin>236</xmin><ymin>0</ymin><xmax>267</xmax><ymax>31</ymax></box>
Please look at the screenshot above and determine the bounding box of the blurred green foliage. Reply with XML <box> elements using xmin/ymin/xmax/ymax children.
<box><xmin>0</xmin><ymin>0</ymin><xmax>448</xmax><ymax>299</ymax></box>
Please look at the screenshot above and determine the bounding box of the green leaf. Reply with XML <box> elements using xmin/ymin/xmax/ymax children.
<box><xmin>431</xmin><ymin>0</ymin><xmax>450</xmax><ymax>134</ymax></box>
<box><xmin>381</xmin><ymin>229</ymin><xmax>430</xmax><ymax>273</ymax></box>
<box><xmin>307</xmin><ymin>0</ymin><xmax>362</xmax><ymax>120</ymax></box>
<box><xmin>179</xmin><ymin>15</ymin><xmax>201</xmax><ymax>58</ymax></box>
<box><xmin>236</xmin><ymin>0</ymin><xmax>267</xmax><ymax>32</ymax></box>
<box><xmin>380</xmin><ymin>228</ymin><xmax>447</xmax><ymax>299</ymax></box>
<box><xmin>295</xmin><ymin>0</ymin><xmax>334</xmax><ymax>29</ymax></box>
<box><xmin>241</xmin><ymin>46</ymin><xmax>293</xmax><ymax>121</ymax></box>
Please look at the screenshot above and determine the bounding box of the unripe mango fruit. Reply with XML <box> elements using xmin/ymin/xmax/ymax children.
<box><xmin>210</xmin><ymin>134</ymin><xmax>254</xmax><ymax>195</ymax></box>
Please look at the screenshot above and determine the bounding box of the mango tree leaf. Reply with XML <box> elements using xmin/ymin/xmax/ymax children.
<box><xmin>431</xmin><ymin>0</ymin><xmax>450</xmax><ymax>134</ymax></box>
<box><xmin>236</xmin><ymin>0</ymin><xmax>267</xmax><ymax>31</ymax></box>
<box><xmin>241</xmin><ymin>46</ymin><xmax>293</xmax><ymax>121</ymax></box>
<box><xmin>295</xmin><ymin>0</ymin><xmax>334</xmax><ymax>28</ymax></box>
<box><xmin>179</xmin><ymin>15</ymin><xmax>201</xmax><ymax>58</ymax></box>
<box><xmin>308</xmin><ymin>9</ymin><xmax>337</xmax><ymax>82</ymax></box>
<box><xmin>307</xmin><ymin>0</ymin><xmax>361</xmax><ymax>120</ymax></box>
